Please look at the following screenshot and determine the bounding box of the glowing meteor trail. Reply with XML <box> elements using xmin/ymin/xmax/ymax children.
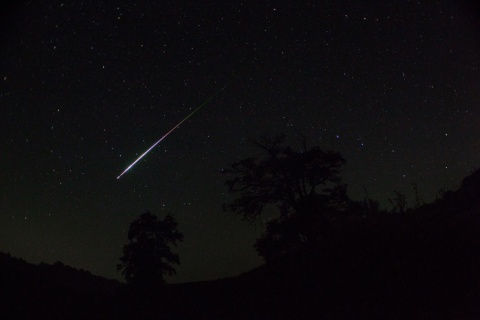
<box><xmin>116</xmin><ymin>87</ymin><xmax>226</xmax><ymax>179</ymax></box>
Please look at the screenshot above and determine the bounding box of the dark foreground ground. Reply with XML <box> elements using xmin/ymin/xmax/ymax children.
<box><xmin>2</xmin><ymin>171</ymin><xmax>480</xmax><ymax>319</ymax></box>
<box><xmin>1</xmin><ymin>219</ymin><xmax>479</xmax><ymax>320</ymax></box>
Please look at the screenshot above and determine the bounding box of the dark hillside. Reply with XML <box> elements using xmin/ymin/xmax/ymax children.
<box><xmin>0</xmin><ymin>252</ymin><xmax>121</xmax><ymax>319</ymax></box>
<box><xmin>2</xmin><ymin>170</ymin><xmax>480</xmax><ymax>319</ymax></box>
<box><xmin>144</xmin><ymin>169</ymin><xmax>480</xmax><ymax>319</ymax></box>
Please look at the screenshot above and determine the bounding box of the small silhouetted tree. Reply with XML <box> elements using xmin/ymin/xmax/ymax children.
<box><xmin>223</xmin><ymin>134</ymin><xmax>347</xmax><ymax>260</ymax></box>
<box><xmin>117</xmin><ymin>211</ymin><xmax>183</xmax><ymax>286</ymax></box>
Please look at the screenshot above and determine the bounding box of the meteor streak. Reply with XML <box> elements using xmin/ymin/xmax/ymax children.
<box><xmin>117</xmin><ymin>86</ymin><xmax>226</xmax><ymax>179</ymax></box>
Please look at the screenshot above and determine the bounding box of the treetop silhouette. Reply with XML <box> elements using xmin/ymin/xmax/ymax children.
<box><xmin>223</xmin><ymin>134</ymin><xmax>347</xmax><ymax>221</ymax></box>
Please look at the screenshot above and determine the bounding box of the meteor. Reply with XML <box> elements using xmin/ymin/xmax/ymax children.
<box><xmin>117</xmin><ymin>86</ymin><xmax>226</xmax><ymax>179</ymax></box>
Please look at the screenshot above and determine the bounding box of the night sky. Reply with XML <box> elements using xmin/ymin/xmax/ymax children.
<box><xmin>1</xmin><ymin>1</ymin><xmax>480</xmax><ymax>283</ymax></box>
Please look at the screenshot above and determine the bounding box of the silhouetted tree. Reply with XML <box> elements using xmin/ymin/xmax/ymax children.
<box><xmin>117</xmin><ymin>211</ymin><xmax>183</xmax><ymax>287</ymax></box>
<box><xmin>223</xmin><ymin>134</ymin><xmax>347</xmax><ymax>260</ymax></box>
